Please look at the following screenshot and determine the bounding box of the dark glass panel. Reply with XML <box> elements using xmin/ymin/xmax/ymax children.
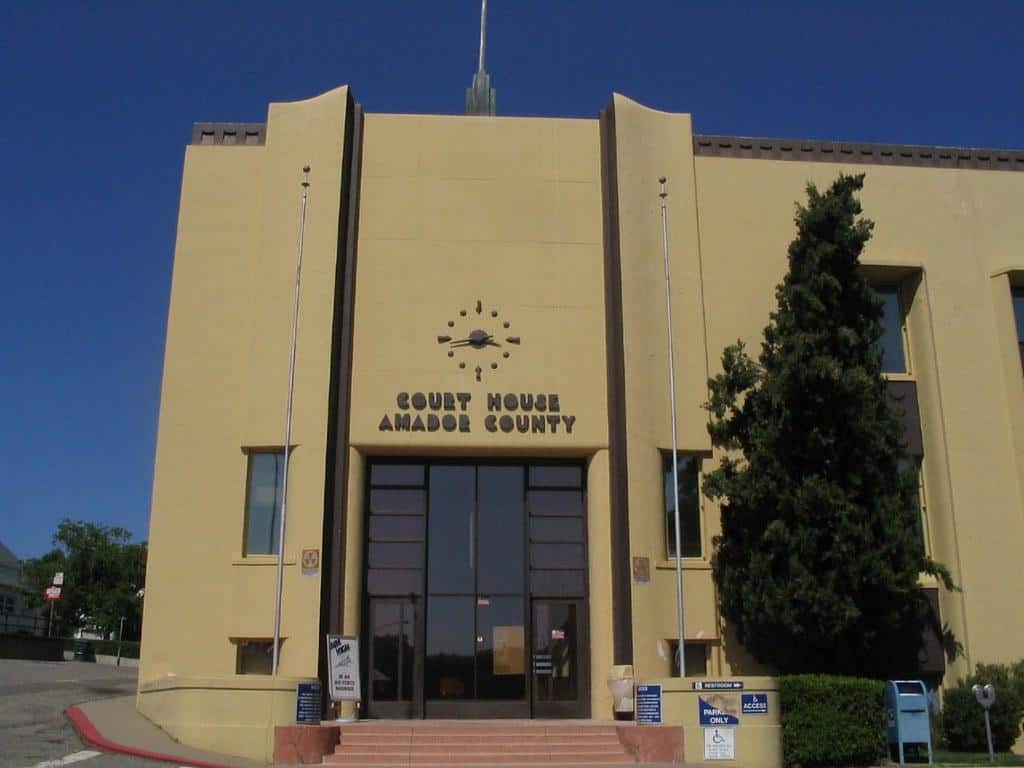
<box><xmin>370</xmin><ymin>489</ymin><xmax>425</xmax><ymax>516</ymax></box>
<box><xmin>529</xmin><ymin>570</ymin><xmax>585</xmax><ymax>597</ymax></box>
<box><xmin>428</xmin><ymin>466</ymin><xmax>475</xmax><ymax>593</ymax></box>
<box><xmin>530</xmin><ymin>543</ymin><xmax>586</xmax><ymax>570</ymax></box>
<box><xmin>530</xmin><ymin>517</ymin><xmax>585</xmax><ymax>543</ymax></box>
<box><xmin>371</xmin><ymin>602</ymin><xmax>400</xmax><ymax>700</ymax></box>
<box><xmin>370</xmin><ymin>599</ymin><xmax>416</xmax><ymax>702</ymax></box>
<box><xmin>425</xmin><ymin>595</ymin><xmax>475</xmax><ymax>700</ymax></box>
<box><xmin>898</xmin><ymin>457</ymin><xmax>926</xmax><ymax>556</ymax></box>
<box><xmin>245</xmin><ymin>452</ymin><xmax>283</xmax><ymax>555</ymax></box>
<box><xmin>876</xmin><ymin>286</ymin><xmax>907</xmax><ymax>373</ymax></box>
<box><xmin>477</xmin><ymin>466</ymin><xmax>525</xmax><ymax>594</ymax></box>
<box><xmin>528</xmin><ymin>489</ymin><xmax>583</xmax><ymax>517</ymax></box>
<box><xmin>369</xmin><ymin>515</ymin><xmax>424</xmax><ymax>542</ymax></box>
<box><xmin>371</xmin><ymin>464</ymin><xmax>425</xmax><ymax>487</ymax></box>
<box><xmin>1014</xmin><ymin>290</ymin><xmax>1024</xmax><ymax>341</ymax></box>
<box><xmin>664</xmin><ymin>454</ymin><xmax>702</xmax><ymax>557</ymax></box>
<box><xmin>532</xmin><ymin>601</ymin><xmax>577</xmax><ymax>701</ymax></box>
<box><xmin>528</xmin><ymin>465</ymin><xmax>583</xmax><ymax>489</ymax></box>
<box><xmin>367</xmin><ymin>568</ymin><xmax>423</xmax><ymax>596</ymax></box>
<box><xmin>369</xmin><ymin>542</ymin><xmax>424</xmax><ymax>569</ymax></box>
<box><xmin>475</xmin><ymin>596</ymin><xmax>526</xmax><ymax>700</ymax></box>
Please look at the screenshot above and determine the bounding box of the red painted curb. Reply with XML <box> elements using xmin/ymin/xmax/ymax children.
<box><xmin>65</xmin><ymin>705</ymin><xmax>239</xmax><ymax>768</ymax></box>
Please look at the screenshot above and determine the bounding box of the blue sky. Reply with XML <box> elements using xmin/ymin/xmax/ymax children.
<box><xmin>2</xmin><ymin>1</ymin><xmax>1021</xmax><ymax>559</ymax></box>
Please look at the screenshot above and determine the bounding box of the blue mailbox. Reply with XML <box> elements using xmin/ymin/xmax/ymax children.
<box><xmin>885</xmin><ymin>680</ymin><xmax>933</xmax><ymax>764</ymax></box>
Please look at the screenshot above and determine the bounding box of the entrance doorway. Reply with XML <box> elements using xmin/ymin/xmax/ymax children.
<box><xmin>531</xmin><ymin>599</ymin><xmax>587</xmax><ymax>718</ymax></box>
<box><xmin>362</xmin><ymin>460</ymin><xmax>589</xmax><ymax>719</ymax></box>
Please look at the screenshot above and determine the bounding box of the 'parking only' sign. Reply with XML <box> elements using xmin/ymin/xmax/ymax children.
<box><xmin>699</xmin><ymin>695</ymin><xmax>739</xmax><ymax>726</ymax></box>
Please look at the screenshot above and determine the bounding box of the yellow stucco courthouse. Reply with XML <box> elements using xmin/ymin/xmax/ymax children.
<box><xmin>139</xmin><ymin>84</ymin><xmax>1024</xmax><ymax>762</ymax></box>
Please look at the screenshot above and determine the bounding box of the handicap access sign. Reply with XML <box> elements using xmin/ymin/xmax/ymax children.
<box><xmin>741</xmin><ymin>693</ymin><xmax>768</xmax><ymax>715</ymax></box>
<box><xmin>699</xmin><ymin>695</ymin><xmax>740</xmax><ymax>726</ymax></box>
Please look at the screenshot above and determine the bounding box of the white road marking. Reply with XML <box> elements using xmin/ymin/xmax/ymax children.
<box><xmin>28</xmin><ymin>751</ymin><xmax>100</xmax><ymax>768</ymax></box>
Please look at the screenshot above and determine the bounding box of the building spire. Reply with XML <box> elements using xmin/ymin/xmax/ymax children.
<box><xmin>477</xmin><ymin>0</ymin><xmax>487</xmax><ymax>73</ymax></box>
<box><xmin>466</xmin><ymin>0</ymin><xmax>496</xmax><ymax>115</ymax></box>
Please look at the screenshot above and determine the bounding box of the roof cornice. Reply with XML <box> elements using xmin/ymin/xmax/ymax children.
<box><xmin>694</xmin><ymin>134</ymin><xmax>1024</xmax><ymax>172</ymax></box>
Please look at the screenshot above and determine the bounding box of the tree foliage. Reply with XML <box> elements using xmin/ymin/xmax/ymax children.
<box><xmin>20</xmin><ymin>520</ymin><xmax>146</xmax><ymax>639</ymax></box>
<box><xmin>704</xmin><ymin>174</ymin><xmax>954</xmax><ymax>677</ymax></box>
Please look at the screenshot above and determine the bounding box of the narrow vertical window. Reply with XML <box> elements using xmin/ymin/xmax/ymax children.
<box><xmin>244</xmin><ymin>451</ymin><xmax>284</xmax><ymax>555</ymax></box>
<box><xmin>1012</xmin><ymin>288</ymin><xmax>1024</xmax><ymax>372</ymax></box>
<box><xmin>876</xmin><ymin>286</ymin><xmax>908</xmax><ymax>373</ymax></box>
<box><xmin>664</xmin><ymin>454</ymin><xmax>702</xmax><ymax>558</ymax></box>
<box><xmin>898</xmin><ymin>456</ymin><xmax>927</xmax><ymax>557</ymax></box>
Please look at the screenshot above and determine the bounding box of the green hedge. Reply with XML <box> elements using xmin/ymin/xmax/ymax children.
<box><xmin>942</xmin><ymin>663</ymin><xmax>1024</xmax><ymax>752</ymax></box>
<box><xmin>780</xmin><ymin>675</ymin><xmax>886</xmax><ymax>768</ymax></box>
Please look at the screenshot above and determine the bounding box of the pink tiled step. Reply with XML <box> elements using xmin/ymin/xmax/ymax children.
<box><xmin>323</xmin><ymin>721</ymin><xmax>639</xmax><ymax>766</ymax></box>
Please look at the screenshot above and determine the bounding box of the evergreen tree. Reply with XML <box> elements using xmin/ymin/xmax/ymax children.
<box><xmin>704</xmin><ymin>174</ymin><xmax>955</xmax><ymax>677</ymax></box>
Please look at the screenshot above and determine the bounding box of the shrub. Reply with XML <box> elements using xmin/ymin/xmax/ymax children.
<box><xmin>942</xmin><ymin>663</ymin><xmax>1024</xmax><ymax>752</ymax></box>
<box><xmin>780</xmin><ymin>674</ymin><xmax>886</xmax><ymax>768</ymax></box>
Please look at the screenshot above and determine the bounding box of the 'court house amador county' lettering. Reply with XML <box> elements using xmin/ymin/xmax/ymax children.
<box><xmin>377</xmin><ymin>391</ymin><xmax>577</xmax><ymax>435</ymax></box>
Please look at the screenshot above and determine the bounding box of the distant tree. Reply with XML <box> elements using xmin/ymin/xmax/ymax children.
<box><xmin>20</xmin><ymin>520</ymin><xmax>146</xmax><ymax>639</ymax></box>
<box><xmin>704</xmin><ymin>174</ymin><xmax>955</xmax><ymax>678</ymax></box>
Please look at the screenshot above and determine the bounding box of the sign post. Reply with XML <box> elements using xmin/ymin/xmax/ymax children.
<box><xmin>43</xmin><ymin>583</ymin><xmax>62</xmax><ymax>637</ymax></box>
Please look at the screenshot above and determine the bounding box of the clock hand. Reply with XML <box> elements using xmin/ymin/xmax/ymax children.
<box><xmin>448</xmin><ymin>329</ymin><xmax>499</xmax><ymax>348</ymax></box>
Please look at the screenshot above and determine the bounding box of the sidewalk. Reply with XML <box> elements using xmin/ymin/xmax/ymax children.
<box><xmin>67</xmin><ymin>695</ymin><xmax>267</xmax><ymax>768</ymax></box>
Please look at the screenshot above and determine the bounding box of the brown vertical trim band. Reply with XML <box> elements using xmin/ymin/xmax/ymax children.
<box><xmin>599</xmin><ymin>101</ymin><xmax>634</xmax><ymax>666</ymax></box>
<box><xmin>319</xmin><ymin>95</ymin><xmax>365</xmax><ymax>688</ymax></box>
<box><xmin>886</xmin><ymin>380</ymin><xmax>924</xmax><ymax>458</ymax></box>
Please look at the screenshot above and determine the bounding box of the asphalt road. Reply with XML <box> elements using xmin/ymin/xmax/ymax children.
<box><xmin>0</xmin><ymin>659</ymin><xmax>157</xmax><ymax>768</ymax></box>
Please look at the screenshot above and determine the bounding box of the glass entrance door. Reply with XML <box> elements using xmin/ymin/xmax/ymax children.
<box><xmin>361</xmin><ymin>459</ymin><xmax>588</xmax><ymax>719</ymax></box>
<box><xmin>367</xmin><ymin>597</ymin><xmax>421</xmax><ymax>718</ymax></box>
<box><xmin>531</xmin><ymin>599</ymin><xmax>588</xmax><ymax>718</ymax></box>
<box><xmin>424</xmin><ymin>465</ymin><xmax>528</xmax><ymax>718</ymax></box>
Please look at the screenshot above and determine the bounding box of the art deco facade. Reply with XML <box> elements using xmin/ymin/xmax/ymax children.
<box><xmin>139</xmin><ymin>85</ymin><xmax>1024</xmax><ymax>762</ymax></box>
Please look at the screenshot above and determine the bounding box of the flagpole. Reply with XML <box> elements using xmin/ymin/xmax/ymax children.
<box><xmin>272</xmin><ymin>165</ymin><xmax>311</xmax><ymax>675</ymax></box>
<box><xmin>660</xmin><ymin>177</ymin><xmax>686</xmax><ymax>677</ymax></box>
